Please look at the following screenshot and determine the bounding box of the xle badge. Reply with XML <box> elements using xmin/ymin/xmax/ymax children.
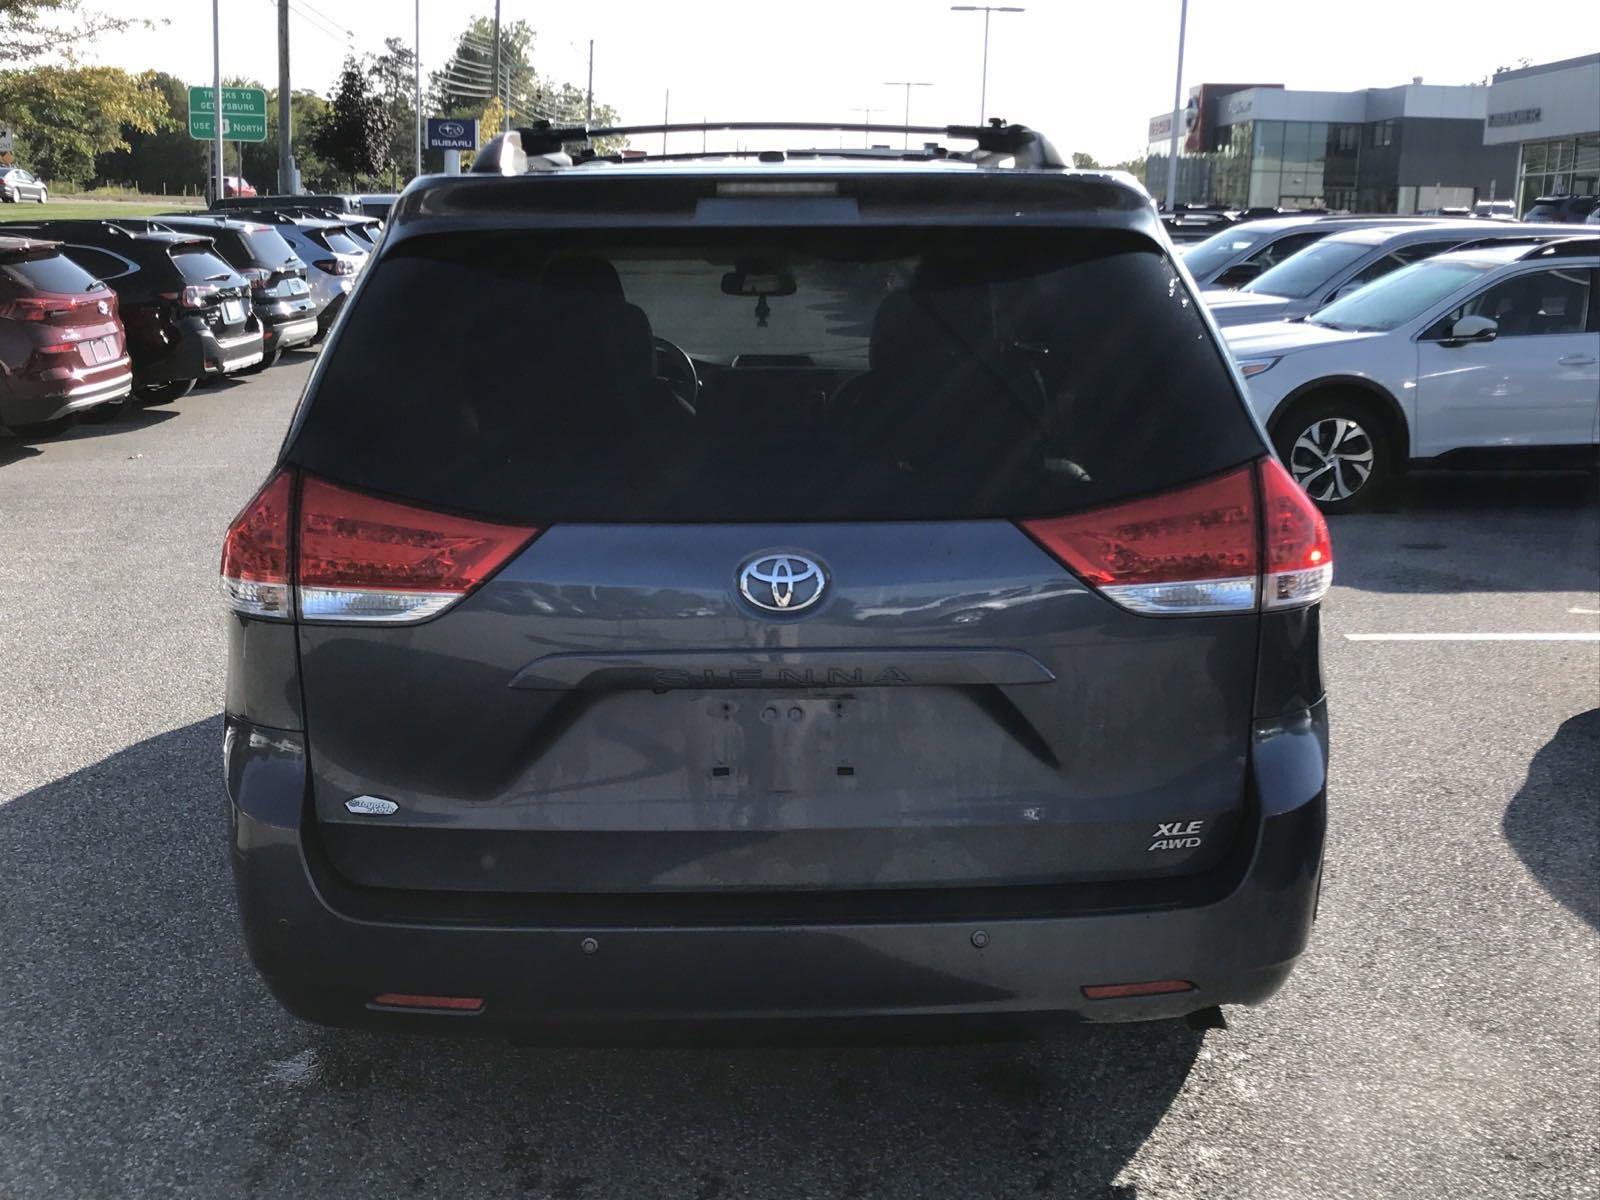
<box><xmin>1148</xmin><ymin>820</ymin><xmax>1204</xmax><ymax>851</ymax></box>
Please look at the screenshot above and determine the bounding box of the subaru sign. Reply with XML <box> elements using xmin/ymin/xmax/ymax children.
<box><xmin>426</xmin><ymin>118</ymin><xmax>478</xmax><ymax>151</ymax></box>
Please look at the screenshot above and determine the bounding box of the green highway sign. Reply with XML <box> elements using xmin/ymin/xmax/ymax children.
<box><xmin>188</xmin><ymin>86</ymin><xmax>268</xmax><ymax>143</ymax></box>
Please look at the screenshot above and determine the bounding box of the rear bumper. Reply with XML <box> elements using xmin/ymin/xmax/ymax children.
<box><xmin>132</xmin><ymin>321</ymin><xmax>264</xmax><ymax>386</ymax></box>
<box><xmin>225</xmin><ymin>704</ymin><xmax>1328</xmax><ymax>1033</ymax></box>
<box><xmin>0</xmin><ymin>360</ymin><xmax>133</xmax><ymax>426</ymax></box>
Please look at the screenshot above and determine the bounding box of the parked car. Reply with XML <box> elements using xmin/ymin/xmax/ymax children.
<box><xmin>221</xmin><ymin>211</ymin><xmax>366</xmax><ymax>337</ymax></box>
<box><xmin>222</xmin><ymin>176</ymin><xmax>257</xmax><ymax>199</ymax></box>
<box><xmin>1472</xmin><ymin>200</ymin><xmax>1516</xmax><ymax>221</ymax></box>
<box><xmin>211</xmin><ymin>192</ymin><xmax>362</xmax><ymax>215</ymax></box>
<box><xmin>150</xmin><ymin>215</ymin><xmax>323</xmax><ymax>367</ymax></box>
<box><xmin>351</xmin><ymin>193</ymin><xmax>398</xmax><ymax>219</ymax></box>
<box><xmin>1523</xmin><ymin>194</ymin><xmax>1598</xmax><ymax>224</ymax></box>
<box><xmin>1181</xmin><ymin>215</ymin><xmax>1445</xmax><ymax>289</ymax></box>
<box><xmin>221</xmin><ymin>123</ymin><xmax>1335</xmax><ymax>1035</ymax></box>
<box><xmin>1203</xmin><ymin>221</ymin><xmax>1575</xmax><ymax>328</ymax></box>
<box><xmin>0</xmin><ymin>235</ymin><xmax>131</xmax><ymax>434</ymax></box>
<box><xmin>6</xmin><ymin>220</ymin><xmax>264</xmax><ymax>402</ymax></box>
<box><xmin>0</xmin><ymin>167</ymin><xmax>48</xmax><ymax>204</ymax></box>
<box><xmin>1226</xmin><ymin>236</ymin><xmax>1599</xmax><ymax>511</ymax></box>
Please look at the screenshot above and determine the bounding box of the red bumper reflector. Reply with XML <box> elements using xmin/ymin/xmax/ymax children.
<box><xmin>1081</xmin><ymin>980</ymin><xmax>1195</xmax><ymax>1000</ymax></box>
<box><xmin>370</xmin><ymin>993</ymin><xmax>485</xmax><ymax>1013</ymax></box>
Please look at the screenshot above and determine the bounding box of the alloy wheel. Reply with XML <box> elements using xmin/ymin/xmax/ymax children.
<box><xmin>1289</xmin><ymin>417</ymin><xmax>1374</xmax><ymax>502</ymax></box>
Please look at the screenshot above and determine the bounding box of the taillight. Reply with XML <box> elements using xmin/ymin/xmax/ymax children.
<box><xmin>239</xmin><ymin>267</ymin><xmax>270</xmax><ymax>291</ymax></box>
<box><xmin>1020</xmin><ymin>459</ymin><xmax>1332</xmax><ymax>616</ymax></box>
<box><xmin>1259</xmin><ymin>457</ymin><xmax>1333</xmax><ymax>609</ymax></box>
<box><xmin>313</xmin><ymin>257</ymin><xmax>353</xmax><ymax>276</ymax></box>
<box><xmin>220</xmin><ymin>471</ymin><xmax>538</xmax><ymax>623</ymax></box>
<box><xmin>298</xmin><ymin>476</ymin><xmax>539</xmax><ymax>623</ymax></box>
<box><xmin>0</xmin><ymin>296</ymin><xmax>57</xmax><ymax>321</ymax></box>
<box><xmin>165</xmin><ymin>285</ymin><xmax>219</xmax><ymax>309</ymax></box>
<box><xmin>220</xmin><ymin>470</ymin><xmax>295</xmax><ymax>618</ymax></box>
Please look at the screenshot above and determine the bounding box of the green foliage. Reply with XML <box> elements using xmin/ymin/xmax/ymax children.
<box><xmin>93</xmin><ymin>71</ymin><xmax>206</xmax><ymax>193</ymax></box>
<box><xmin>0</xmin><ymin>64</ymin><xmax>170</xmax><ymax>185</ymax></box>
<box><xmin>368</xmin><ymin>37</ymin><xmax>418</xmax><ymax>186</ymax></box>
<box><xmin>1071</xmin><ymin>151</ymin><xmax>1101</xmax><ymax>170</ymax></box>
<box><xmin>310</xmin><ymin>56</ymin><xmax>390</xmax><ymax>188</ymax></box>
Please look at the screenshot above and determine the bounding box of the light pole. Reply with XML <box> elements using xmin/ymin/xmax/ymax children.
<box><xmin>413</xmin><ymin>0</ymin><xmax>422</xmax><ymax>179</ymax></box>
<box><xmin>849</xmin><ymin>106</ymin><xmax>877</xmax><ymax>147</ymax></box>
<box><xmin>883</xmin><ymin>81</ymin><xmax>933</xmax><ymax>148</ymax></box>
<box><xmin>1163</xmin><ymin>0</ymin><xmax>1190</xmax><ymax>212</ymax></box>
<box><xmin>949</xmin><ymin>5</ymin><xmax>1023</xmax><ymax>126</ymax></box>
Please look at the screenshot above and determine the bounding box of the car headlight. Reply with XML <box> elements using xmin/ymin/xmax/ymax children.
<box><xmin>1236</xmin><ymin>357</ymin><xmax>1279</xmax><ymax>379</ymax></box>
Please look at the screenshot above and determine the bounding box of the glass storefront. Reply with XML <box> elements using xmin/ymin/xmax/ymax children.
<box><xmin>1516</xmin><ymin>134</ymin><xmax>1600</xmax><ymax>213</ymax></box>
<box><xmin>1146</xmin><ymin>119</ymin><xmax>1364</xmax><ymax>209</ymax></box>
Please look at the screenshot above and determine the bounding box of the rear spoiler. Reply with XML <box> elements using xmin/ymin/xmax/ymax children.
<box><xmin>0</xmin><ymin>236</ymin><xmax>61</xmax><ymax>260</ymax></box>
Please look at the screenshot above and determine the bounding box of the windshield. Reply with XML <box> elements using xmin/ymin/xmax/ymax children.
<box><xmin>1309</xmin><ymin>259</ymin><xmax>1492</xmax><ymax>332</ymax></box>
<box><xmin>1244</xmin><ymin>238</ymin><xmax>1372</xmax><ymax>298</ymax></box>
<box><xmin>1182</xmin><ymin>228</ymin><xmax>1268</xmax><ymax>279</ymax></box>
<box><xmin>290</xmin><ymin>228</ymin><xmax>1261</xmax><ymax>525</ymax></box>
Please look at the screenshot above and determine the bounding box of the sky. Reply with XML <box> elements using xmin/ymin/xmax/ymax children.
<box><xmin>96</xmin><ymin>0</ymin><xmax>1600</xmax><ymax>162</ymax></box>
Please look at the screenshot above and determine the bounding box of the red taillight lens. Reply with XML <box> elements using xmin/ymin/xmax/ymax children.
<box><xmin>1082</xmin><ymin>980</ymin><xmax>1195</xmax><ymax>1000</ymax></box>
<box><xmin>1019</xmin><ymin>459</ymin><xmax>1332</xmax><ymax>616</ymax></box>
<box><xmin>0</xmin><ymin>296</ymin><xmax>56</xmax><ymax>321</ymax></box>
<box><xmin>297</xmin><ymin>476</ymin><xmax>538</xmax><ymax>623</ymax></box>
<box><xmin>220</xmin><ymin>469</ymin><xmax>295</xmax><ymax>618</ymax></box>
<box><xmin>1021</xmin><ymin>465</ymin><xmax>1259</xmax><ymax>615</ymax></box>
<box><xmin>1259</xmin><ymin>457</ymin><xmax>1334</xmax><ymax>609</ymax></box>
<box><xmin>370</xmin><ymin>993</ymin><xmax>485</xmax><ymax>1013</ymax></box>
<box><xmin>313</xmin><ymin>257</ymin><xmax>353</xmax><ymax>276</ymax></box>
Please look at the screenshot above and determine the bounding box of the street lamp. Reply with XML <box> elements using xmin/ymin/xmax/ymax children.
<box><xmin>1163</xmin><ymin>0</ymin><xmax>1190</xmax><ymax>212</ymax></box>
<box><xmin>949</xmin><ymin>5</ymin><xmax>1023</xmax><ymax>126</ymax></box>
<box><xmin>849</xmin><ymin>106</ymin><xmax>877</xmax><ymax>148</ymax></box>
<box><xmin>883</xmin><ymin>81</ymin><xmax>933</xmax><ymax>148</ymax></box>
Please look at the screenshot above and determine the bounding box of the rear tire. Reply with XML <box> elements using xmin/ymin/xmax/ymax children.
<box><xmin>136</xmin><ymin>379</ymin><xmax>196</xmax><ymax>406</ymax></box>
<box><xmin>1272</xmin><ymin>392</ymin><xmax>1396</xmax><ymax>514</ymax></box>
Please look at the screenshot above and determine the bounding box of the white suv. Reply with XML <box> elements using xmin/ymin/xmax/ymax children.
<box><xmin>1226</xmin><ymin>237</ymin><xmax>1599</xmax><ymax>510</ymax></box>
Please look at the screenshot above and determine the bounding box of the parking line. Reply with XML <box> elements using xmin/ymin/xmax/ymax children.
<box><xmin>1345</xmin><ymin>633</ymin><xmax>1600</xmax><ymax>642</ymax></box>
<box><xmin>1569</xmin><ymin>607</ymin><xmax>1600</xmax><ymax>616</ymax></box>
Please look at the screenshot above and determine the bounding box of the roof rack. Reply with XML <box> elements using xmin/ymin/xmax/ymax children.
<box><xmin>470</xmin><ymin>119</ymin><xmax>1066</xmax><ymax>174</ymax></box>
<box><xmin>1519</xmin><ymin>235</ymin><xmax>1600</xmax><ymax>259</ymax></box>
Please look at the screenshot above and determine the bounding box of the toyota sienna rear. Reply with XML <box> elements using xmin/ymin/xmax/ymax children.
<box><xmin>222</xmin><ymin>122</ymin><xmax>1332</xmax><ymax>1033</ymax></box>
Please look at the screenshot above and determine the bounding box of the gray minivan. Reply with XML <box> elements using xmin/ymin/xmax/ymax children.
<box><xmin>221</xmin><ymin>122</ymin><xmax>1335</xmax><ymax>1034</ymax></box>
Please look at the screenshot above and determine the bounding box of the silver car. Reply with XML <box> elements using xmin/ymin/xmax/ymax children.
<box><xmin>1203</xmin><ymin>222</ymin><xmax>1575</xmax><ymax>328</ymax></box>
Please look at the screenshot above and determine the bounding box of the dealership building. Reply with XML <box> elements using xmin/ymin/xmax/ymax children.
<box><xmin>1481</xmin><ymin>53</ymin><xmax>1600</xmax><ymax>214</ymax></box>
<box><xmin>1146</xmin><ymin>78</ymin><xmax>1518</xmax><ymax>212</ymax></box>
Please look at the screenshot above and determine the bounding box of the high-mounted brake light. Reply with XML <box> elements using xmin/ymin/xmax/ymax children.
<box><xmin>220</xmin><ymin>471</ymin><xmax>539</xmax><ymax>623</ymax></box>
<box><xmin>297</xmin><ymin>476</ymin><xmax>538</xmax><ymax>623</ymax></box>
<box><xmin>1020</xmin><ymin>459</ymin><xmax>1332</xmax><ymax>616</ymax></box>
<box><xmin>220</xmin><ymin>470</ymin><xmax>295</xmax><ymax>618</ymax></box>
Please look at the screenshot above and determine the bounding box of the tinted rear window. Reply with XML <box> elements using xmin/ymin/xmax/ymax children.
<box><xmin>171</xmin><ymin>247</ymin><xmax>239</xmax><ymax>284</ymax></box>
<box><xmin>288</xmin><ymin>228</ymin><xmax>1261</xmax><ymax>523</ymax></box>
<box><xmin>0</xmin><ymin>251</ymin><xmax>104</xmax><ymax>294</ymax></box>
<box><xmin>240</xmin><ymin>228</ymin><xmax>299</xmax><ymax>267</ymax></box>
<box><xmin>311</xmin><ymin>228</ymin><xmax>363</xmax><ymax>255</ymax></box>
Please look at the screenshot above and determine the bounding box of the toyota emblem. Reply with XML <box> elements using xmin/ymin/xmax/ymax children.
<box><xmin>738</xmin><ymin>553</ymin><xmax>826</xmax><ymax>614</ymax></box>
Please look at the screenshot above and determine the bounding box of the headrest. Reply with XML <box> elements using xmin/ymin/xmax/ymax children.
<box><xmin>540</xmin><ymin>256</ymin><xmax>624</xmax><ymax>298</ymax></box>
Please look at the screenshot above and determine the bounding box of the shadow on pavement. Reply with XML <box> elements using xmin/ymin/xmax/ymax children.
<box><xmin>0</xmin><ymin>439</ymin><xmax>43</xmax><ymax>465</ymax></box>
<box><xmin>1331</xmin><ymin>470</ymin><xmax>1600</xmax><ymax>595</ymax></box>
<box><xmin>1503</xmin><ymin>708</ymin><xmax>1600</xmax><ymax>933</ymax></box>
<box><xmin>49</xmin><ymin>405</ymin><xmax>183</xmax><ymax>442</ymax></box>
<box><xmin>0</xmin><ymin>718</ymin><xmax>1201</xmax><ymax>1200</ymax></box>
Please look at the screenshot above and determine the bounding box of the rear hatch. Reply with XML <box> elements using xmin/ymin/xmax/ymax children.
<box><xmin>281</xmin><ymin>224</ymin><xmax>1274</xmax><ymax>896</ymax></box>
<box><xmin>167</xmin><ymin>241</ymin><xmax>253</xmax><ymax>332</ymax></box>
<box><xmin>0</xmin><ymin>242</ymin><xmax>126</xmax><ymax>372</ymax></box>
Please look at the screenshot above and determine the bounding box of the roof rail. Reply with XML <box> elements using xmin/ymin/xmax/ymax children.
<box><xmin>470</xmin><ymin>119</ymin><xmax>1066</xmax><ymax>174</ymax></box>
<box><xmin>1519</xmin><ymin>235</ymin><xmax>1600</xmax><ymax>259</ymax></box>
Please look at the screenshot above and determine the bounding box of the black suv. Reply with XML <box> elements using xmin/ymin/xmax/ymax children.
<box><xmin>222</xmin><ymin>121</ymin><xmax>1333</xmax><ymax>1034</ymax></box>
<box><xmin>149</xmin><ymin>215</ymin><xmax>322</xmax><ymax>367</ymax></box>
<box><xmin>8</xmin><ymin>220</ymin><xmax>264</xmax><ymax>402</ymax></box>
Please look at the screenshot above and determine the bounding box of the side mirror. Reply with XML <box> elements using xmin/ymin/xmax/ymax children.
<box><xmin>1445</xmin><ymin>314</ymin><xmax>1498</xmax><ymax>345</ymax></box>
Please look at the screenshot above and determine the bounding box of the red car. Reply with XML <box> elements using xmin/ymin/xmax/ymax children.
<box><xmin>0</xmin><ymin>235</ymin><xmax>132</xmax><ymax>435</ymax></box>
<box><xmin>223</xmin><ymin>176</ymin><xmax>257</xmax><ymax>199</ymax></box>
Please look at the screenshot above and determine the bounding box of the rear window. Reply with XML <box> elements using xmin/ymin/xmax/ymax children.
<box><xmin>311</xmin><ymin>228</ymin><xmax>363</xmax><ymax>255</ymax></box>
<box><xmin>171</xmin><ymin>247</ymin><xmax>239</xmax><ymax>284</ymax></box>
<box><xmin>0</xmin><ymin>251</ymin><xmax>104</xmax><ymax>294</ymax></box>
<box><xmin>288</xmin><ymin>228</ymin><xmax>1262</xmax><ymax>523</ymax></box>
<box><xmin>240</xmin><ymin>228</ymin><xmax>300</xmax><ymax>267</ymax></box>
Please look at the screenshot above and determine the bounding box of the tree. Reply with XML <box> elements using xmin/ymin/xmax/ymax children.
<box><xmin>0</xmin><ymin>65</ymin><xmax>170</xmax><ymax>185</ymax></box>
<box><xmin>310</xmin><ymin>56</ymin><xmax>389</xmax><ymax>188</ymax></box>
<box><xmin>240</xmin><ymin>89</ymin><xmax>334</xmax><ymax>192</ymax></box>
<box><xmin>0</xmin><ymin>0</ymin><xmax>152</xmax><ymax>67</ymax></box>
<box><xmin>93</xmin><ymin>71</ymin><xmax>206</xmax><ymax>193</ymax></box>
<box><xmin>1071</xmin><ymin>151</ymin><xmax>1100</xmax><ymax>170</ymax></box>
<box><xmin>368</xmin><ymin>37</ymin><xmax>417</xmax><ymax>187</ymax></box>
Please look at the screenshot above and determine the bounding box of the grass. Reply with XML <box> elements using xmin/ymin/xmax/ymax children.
<box><xmin>0</xmin><ymin>195</ymin><xmax>206</xmax><ymax>222</ymax></box>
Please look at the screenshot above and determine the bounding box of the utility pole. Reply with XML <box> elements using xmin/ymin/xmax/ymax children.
<box><xmin>212</xmin><ymin>0</ymin><xmax>224</xmax><ymax>203</ymax></box>
<box><xmin>277</xmin><ymin>0</ymin><xmax>292</xmax><ymax>193</ymax></box>
<box><xmin>949</xmin><ymin>6</ymin><xmax>1023</xmax><ymax>125</ymax></box>
<box><xmin>491</xmin><ymin>0</ymin><xmax>503</xmax><ymax>130</ymax></box>
<box><xmin>584</xmin><ymin>39</ymin><xmax>593</xmax><ymax>126</ymax></box>
<box><xmin>884</xmin><ymin>81</ymin><xmax>932</xmax><ymax>148</ymax></box>
<box><xmin>1163</xmin><ymin>0</ymin><xmax>1189</xmax><ymax>212</ymax></box>
<box><xmin>413</xmin><ymin>0</ymin><xmax>422</xmax><ymax>179</ymax></box>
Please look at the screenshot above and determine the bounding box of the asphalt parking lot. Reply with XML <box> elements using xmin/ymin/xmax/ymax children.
<box><xmin>1</xmin><ymin>354</ymin><xmax>1596</xmax><ymax>1200</ymax></box>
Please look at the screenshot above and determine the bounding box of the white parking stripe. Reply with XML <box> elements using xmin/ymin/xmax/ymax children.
<box><xmin>1345</xmin><ymin>633</ymin><xmax>1600</xmax><ymax>642</ymax></box>
<box><xmin>1569</xmin><ymin>607</ymin><xmax>1600</xmax><ymax>616</ymax></box>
